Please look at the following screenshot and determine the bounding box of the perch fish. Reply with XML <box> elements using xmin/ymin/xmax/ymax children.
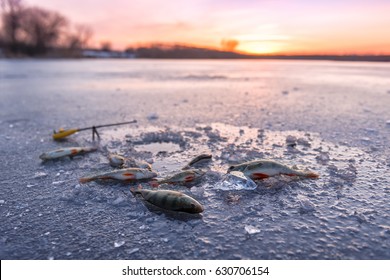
<box><xmin>227</xmin><ymin>159</ymin><xmax>318</xmax><ymax>179</ymax></box>
<box><xmin>39</xmin><ymin>147</ymin><xmax>97</xmax><ymax>160</ymax></box>
<box><xmin>79</xmin><ymin>168</ymin><xmax>157</xmax><ymax>183</ymax></box>
<box><xmin>182</xmin><ymin>153</ymin><xmax>212</xmax><ymax>170</ymax></box>
<box><xmin>131</xmin><ymin>188</ymin><xmax>204</xmax><ymax>213</ymax></box>
<box><xmin>157</xmin><ymin>169</ymin><xmax>205</xmax><ymax>185</ymax></box>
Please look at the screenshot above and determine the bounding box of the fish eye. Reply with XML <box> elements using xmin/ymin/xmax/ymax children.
<box><xmin>190</xmin><ymin>203</ymin><xmax>196</xmax><ymax>209</ymax></box>
<box><xmin>228</xmin><ymin>166</ymin><xmax>235</xmax><ymax>171</ymax></box>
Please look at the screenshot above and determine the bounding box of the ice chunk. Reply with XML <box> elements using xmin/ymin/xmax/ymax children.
<box><xmin>147</xmin><ymin>113</ymin><xmax>159</xmax><ymax>121</ymax></box>
<box><xmin>298</xmin><ymin>197</ymin><xmax>315</xmax><ymax>213</ymax></box>
<box><xmin>316</xmin><ymin>151</ymin><xmax>330</xmax><ymax>164</ymax></box>
<box><xmin>215</xmin><ymin>171</ymin><xmax>257</xmax><ymax>191</ymax></box>
<box><xmin>33</xmin><ymin>172</ymin><xmax>47</xmax><ymax>179</ymax></box>
<box><xmin>244</xmin><ymin>225</ymin><xmax>261</xmax><ymax>234</ymax></box>
<box><xmin>114</xmin><ymin>241</ymin><xmax>125</xmax><ymax>248</ymax></box>
<box><xmin>286</xmin><ymin>135</ymin><xmax>297</xmax><ymax>147</ymax></box>
<box><xmin>226</xmin><ymin>194</ymin><xmax>241</xmax><ymax>204</ymax></box>
<box><xmin>126</xmin><ymin>248</ymin><xmax>139</xmax><ymax>255</ymax></box>
<box><xmin>52</xmin><ymin>181</ymin><xmax>65</xmax><ymax>185</ymax></box>
<box><xmin>297</xmin><ymin>137</ymin><xmax>311</xmax><ymax>147</ymax></box>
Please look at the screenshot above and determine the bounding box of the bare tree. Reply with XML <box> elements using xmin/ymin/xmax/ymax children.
<box><xmin>66</xmin><ymin>24</ymin><xmax>92</xmax><ymax>50</ymax></box>
<box><xmin>19</xmin><ymin>6</ymin><xmax>68</xmax><ymax>54</ymax></box>
<box><xmin>0</xmin><ymin>0</ymin><xmax>24</xmax><ymax>52</ymax></box>
<box><xmin>221</xmin><ymin>39</ymin><xmax>239</xmax><ymax>52</ymax></box>
<box><xmin>100</xmin><ymin>41</ymin><xmax>111</xmax><ymax>52</ymax></box>
<box><xmin>1</xmin><ymin>0</ymin><xmax>93</xmax><ymax>56</ymax></box>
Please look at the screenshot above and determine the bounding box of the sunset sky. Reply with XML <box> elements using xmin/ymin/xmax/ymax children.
<box><xmin>27</xmin><ymin>0</ymin><xmax>390</xmax><ymax>55</ymax></box>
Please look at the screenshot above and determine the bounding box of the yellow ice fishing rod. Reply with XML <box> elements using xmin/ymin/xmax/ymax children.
<box><xmin>52</xmin><ymin>120</ymin><xmax>137</xmax><ymax>140</ymax></box>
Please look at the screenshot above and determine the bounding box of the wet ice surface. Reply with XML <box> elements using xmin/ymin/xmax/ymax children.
<box><xmin>1</xmin><ymin>60</ymin><xmax>390</xmax><ymax>259</ymax></box>
<box><xmin>2</xmin><ymin>122</ymin><xmax>390</xmax><ymax>260</ymax></box>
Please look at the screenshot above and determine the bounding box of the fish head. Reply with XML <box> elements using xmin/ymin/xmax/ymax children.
<box><xmin>186</xmin><ymin>200</ymin><xmax>204</xmax><ymax>214</ymax></box>
<box><xmin>143</xmin><ymin>169</ymin><xmax>158</xmax><ymax>178</ymax></box>
<box><xmin>39</xmin><ymin>153</ymin><xmax>48</xmax><ymax>160</ymax></box>
<box><xmin>227</xmin><ymin>164</ymin><xmax>245</xmax><ymax>173</ymax></box>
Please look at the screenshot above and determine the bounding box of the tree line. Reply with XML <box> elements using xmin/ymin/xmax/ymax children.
<box><xmin>0</xmin><ymin>0</ymin><xmax>92</xmax><ymax>56</ymax></box>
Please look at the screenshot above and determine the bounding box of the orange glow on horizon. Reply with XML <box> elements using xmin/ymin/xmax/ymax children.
<box><xmin>27</xmin><ymin>0</ymin><xmax>390</xmax><ymax>56</ymax></box>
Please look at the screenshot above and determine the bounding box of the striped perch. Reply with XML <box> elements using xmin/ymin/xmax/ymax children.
<box><xmin>131</xmin><ymin>188</ymin><xmax>204</xmax><ymax>214</ymax></box>
<box><xmin>39</xmin><ymin>147</ymin><xmax>97</xmax><ymax>160</ymax></box>
<box><xmin>157</xmin><ymin>169</ymin><xmax>205</xmax><ymax>185</ymax></box>
<box><xmin>79</xmin><ymin>168</ymin><xmax>157</xmax><ymax>184</ymax></box>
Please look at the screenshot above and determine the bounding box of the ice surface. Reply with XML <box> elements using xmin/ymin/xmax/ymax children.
<box><xmin>1</xmin><ymin>60</ymin><xmax>390</xmax><ymax>260</ymax></box>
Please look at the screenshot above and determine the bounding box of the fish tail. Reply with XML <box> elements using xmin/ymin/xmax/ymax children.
<box><xmin>130</xmin><ymin>184</ymin><xmax>143</xmax><ymax>195</ymax></box>
<box><xmin>79</xmin><ymin>177</ymin><xmax>93</xmax><ymax>184</ymax></box>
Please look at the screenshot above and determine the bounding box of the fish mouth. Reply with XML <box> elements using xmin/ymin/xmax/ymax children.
<box><xmin>196</xmin><ymin>205</ymin><xmax>204</xmax><ymax>213</ymax></box>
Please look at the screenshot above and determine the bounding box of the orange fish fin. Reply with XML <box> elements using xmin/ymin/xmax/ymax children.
<box><xmin>252</xmin><ymin>173</ymin><xmax>269</xmax><ymax>179</ymax></box>
<box><xmin>79</xmin><ymin>177</ymin><xmax>92</xmax><ymax>184</ymax></box>
<box><xmin>71</xmin><ymin>149</ymin><xmax>79</xmax><ymax>155</ymax></box>
<box><xmin>305</xmin><ymin>172</ymin><xmax>319</xmax><ymax>178</ymax></box>
<box><xmin>185</xmin><ymin>175</ymin><xmax>195</xmax><ymax>182</ymax></box>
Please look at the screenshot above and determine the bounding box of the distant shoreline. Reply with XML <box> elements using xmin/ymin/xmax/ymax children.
<box><xmin>2</xmin><ymin>45</ymin><xmax>390</xmax><ymax>62</ymax></box>
<box><xmin>1</xmin><ymin>56</ymin><xmax>390</xmax><ymax>62</ymax></box>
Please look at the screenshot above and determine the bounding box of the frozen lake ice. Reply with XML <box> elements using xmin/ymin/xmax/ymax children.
<box><xmin>0</xmin><ymin>59</ymin><xmax>390</xmax><ymax>259</ymax></box>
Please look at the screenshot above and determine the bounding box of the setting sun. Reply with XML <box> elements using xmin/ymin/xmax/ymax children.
<box><xmin>23</xmin><ymin>0</ymin><xmax>390</xmax><ymax>55</ymax></box>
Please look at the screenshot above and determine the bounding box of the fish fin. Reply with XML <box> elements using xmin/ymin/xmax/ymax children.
<box><xmin>130</xmin><ymin>184</ymin><xmax>143</xmax><ymax>195</ymax></box>
<box><xmin>149</xmin><ymin>181</ymin><xmax>160</xmax><ymax>188</ymax></box>
<box><xmin>71</xmin><ymin>149</ymin><xmax>79</xmax><ymax>155</ymax></box>
<box><xmin>130</xmin><ymin>187</ymin><xmax>137</xmax><ymax>195</ymax></box>
<box><xmin>305</xmin><ymin>172</ymin><xmax>319</xmax><ymax>178</ymax></box>
<box><xmin>252</xmin><ymin>173</ymin><xmax>270</xmax><ymax>179</ymax></box>
<box><xmin>79</xmin><ymin>177</ymin><xmax>92</xmax><ymax>184</ymax></box>
<box><xmin>185</xmin><ymin>175</ymin><xmax>195</xmax><ymax>182</ymax></box>
<box><xmin>123</xmin><ymin>172</ymin><xmax>135</xmax><ymax>178</ymax></box>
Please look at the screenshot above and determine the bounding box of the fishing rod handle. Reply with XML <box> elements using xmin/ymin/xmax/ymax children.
<box><xmin>52</xmin><ymin>128</ymin><xmax>79</xmax><ymax>140</ymax></box>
